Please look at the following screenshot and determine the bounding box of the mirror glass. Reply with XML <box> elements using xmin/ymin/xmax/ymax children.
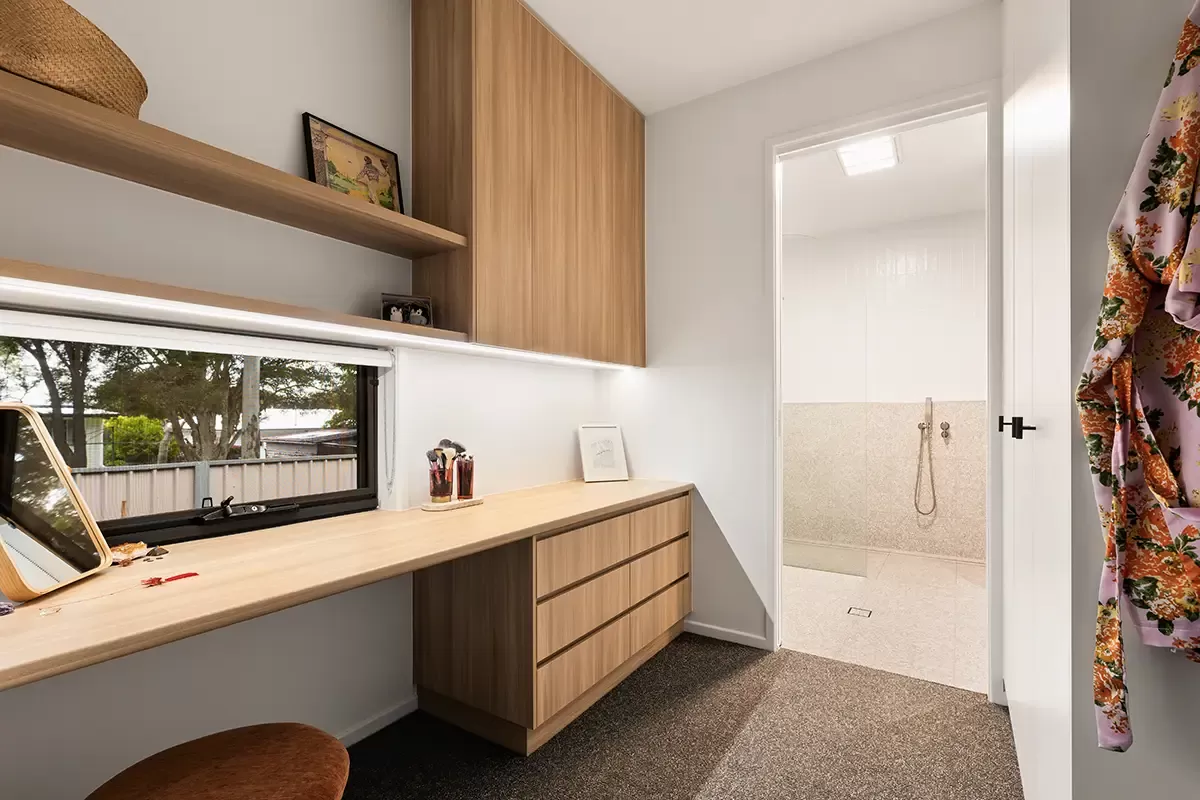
<box><xmin>0</xmin><ymin>409</ymin><xmax>103</xmax><ymax>592</ymax></box>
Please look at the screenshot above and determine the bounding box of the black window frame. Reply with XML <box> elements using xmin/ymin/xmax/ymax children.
<box><xmin>101</xmin><ymin>367</ymin><xmax>379</xmax><ymax>547</ymax></box>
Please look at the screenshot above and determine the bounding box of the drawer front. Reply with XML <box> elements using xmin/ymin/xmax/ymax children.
<box><xmin>536</xmin><ymin>563</ymin><xmax>631</xmax><ymax>661</ymax></box>
<box><xmin>629</xmin><ymin>578</ymin><xmax>691</xmax><ymax>656</ymax></box>
<box><xmin>629</xmin><ymin>536</ymin><xmax>690</xmax><ymax>606</ymax></box>
<box><xmin>535</xmin><ymin>614</ymin><xmax>630</xmax><ymax>726</ymax></box>
<box><xmin>629</xmin><ymin>495</ymin><xmax>690</xmax><ymax>556</ymax></box>
<box><xmin>536</xmin><ymin>514</ymin><xmax>630</xmax><ymax>598</ymax></box>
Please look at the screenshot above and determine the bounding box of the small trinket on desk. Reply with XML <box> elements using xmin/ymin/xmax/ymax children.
<box><xmin>0</xmin><ymin>601</ymin><xmax>14</xmax><ymax>617</ymax></box>
<box><xmin>142</xmin><ymin>572</ymin><xmax>199</xmax><ymax>588</ymax></box>
<box><xmin>112</xmin><ymin>541</ymin><xmax>149</xmax><ymax>567</ymax></box>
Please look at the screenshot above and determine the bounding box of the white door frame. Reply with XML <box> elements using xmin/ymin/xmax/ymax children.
<box><xmin>765</xmin><ymin>81</ymin><xmax>1006</xmax><ymax>704</ymax></box>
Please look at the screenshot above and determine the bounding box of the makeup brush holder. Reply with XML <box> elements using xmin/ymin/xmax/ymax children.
<box><xmin>428</xmin><ymin>463</ymin><xmax>453</xmax><ymax>504</ymax></box>
<box><xmin>456</xmin><ymin>458</ymin><xmax>475</xmax><ymax>501</ymax></box>
<box><xmin>422</xmin><ymin>459</ymin><xmax>482</xmax><ymax>512</ymax></box>
<box><xmin>422</xmin><ymin>440</ymin><xmax>482</xmax><ymax>512</ymax></box>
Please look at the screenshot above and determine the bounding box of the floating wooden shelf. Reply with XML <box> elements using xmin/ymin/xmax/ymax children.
<box><xmin>0</xmin><ymin>71</ymin><xmax>468</xmax><ymax>259</ymax></box>
<box><xmin>0</xmin><ymin>258</ymin><xmax>469</xmax><ymax>343</ymax></box>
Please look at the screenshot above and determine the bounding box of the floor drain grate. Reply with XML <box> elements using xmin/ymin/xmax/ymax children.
<box><xmin>847</xmin><ymin>607</ymin><xmax>872</xmax><ymax>618</ymax></box>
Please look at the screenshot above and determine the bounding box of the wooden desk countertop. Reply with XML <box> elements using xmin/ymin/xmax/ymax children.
<box><xmin>0</xmin><ymin>479</ymin><xmax>692</xmax><ymax>692</ymax></box>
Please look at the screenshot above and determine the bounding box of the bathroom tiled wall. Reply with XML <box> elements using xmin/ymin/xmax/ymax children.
<box><xmin>782</xmin><ymin>212</ymin><xmax>988</xmax><ymax>405</ymax></box>
<box><xmin>782</xmin><ymin>401</ymin><xmax>986</xmax><ymax>561</ymax></box>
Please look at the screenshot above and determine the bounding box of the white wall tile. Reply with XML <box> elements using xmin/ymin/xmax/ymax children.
<box><xmin>782</xmin><ymin>212</ymin><xmax>988</xmax><ymax>404</ymax></box>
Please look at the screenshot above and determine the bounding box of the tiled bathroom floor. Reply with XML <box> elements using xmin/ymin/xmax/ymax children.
<box><xmin>781</xmin><ymin>553</ymin><xmax>988</xmax><ymax>693</ymax></box>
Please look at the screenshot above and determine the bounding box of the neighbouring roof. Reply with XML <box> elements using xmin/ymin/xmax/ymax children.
<box><xmin>262</xmin><ymin>429</ymin><xmax>357</xmax><ymax>444</ymax></box>
<box><xmin>31</xmin><ymin>406</ymin><xmax>117</xmax><ymax>418</ymax></box>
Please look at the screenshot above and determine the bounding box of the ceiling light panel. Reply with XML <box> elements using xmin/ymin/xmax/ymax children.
<box><xmin>836</xmin><ymin>136</ymin><xmax>899</xmax><ymax>177</ymax></box>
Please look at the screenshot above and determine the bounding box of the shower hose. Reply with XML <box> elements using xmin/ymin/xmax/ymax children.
<box><xmin>914</xmin><ymin>421</ymin><xmax>937</xmax><ymax>516</ymax></box>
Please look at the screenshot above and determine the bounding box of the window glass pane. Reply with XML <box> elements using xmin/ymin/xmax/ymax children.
<box><xmin>0</xmin><ymin>337</ymin><xmax>364</xmax><ymax>523</ymax></box>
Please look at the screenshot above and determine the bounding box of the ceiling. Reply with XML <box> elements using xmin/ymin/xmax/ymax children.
<box><xmin>522</xmin><ymin>0</ymin><xmax>992</xmax><ymax>113</ymax></box>
<box><xmin>781</xmin><ymin>111</ymin><xmax>987</xmax><ymax>238</ymax></box>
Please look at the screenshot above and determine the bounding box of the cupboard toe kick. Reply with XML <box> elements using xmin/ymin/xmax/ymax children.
<box><xmin>414</xmin><ymin>493</ymin><xmax>692</xmax><ymax>754</ymax></box>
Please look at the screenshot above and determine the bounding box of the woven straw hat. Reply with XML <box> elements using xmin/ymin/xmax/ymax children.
<box><xmin>0</xmin><ymin>0</ymin><xmax>148</xmax><ymax>117</ymax></box>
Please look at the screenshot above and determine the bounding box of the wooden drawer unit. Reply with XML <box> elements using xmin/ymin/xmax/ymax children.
<box><xmin>630</xmin><ymin>537</ymin><xmax>691</xmax><ymax>606</ymax></box>
<box><xmin>416</xmin><ymin>491</ymin><xmax>691</xmax><ymax>754</ymax></box>
<box><xmin>536</xmin><ymin>563</ymin><xmax>630</xmax><ymax>661</ymax></box>
<box><xmin>630</xmin><ymin>495</ymin><xmax>690</xmax><ymax>555</ymax></box>
<box><xmin>536</xmin><ymin>513</ymin><xmax>630</xmax><ymax>598</ymax></box>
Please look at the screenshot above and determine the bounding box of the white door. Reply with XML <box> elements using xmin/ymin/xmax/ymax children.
<box><xmin>999</xmin><ymin>0</ymin><xmax>1074</xmax><ymax>796</ymax></box>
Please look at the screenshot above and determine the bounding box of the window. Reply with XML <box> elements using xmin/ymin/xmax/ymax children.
<box><xmin>0</xmin><ymin>326</ymin><xmax>380</xmax><ymax>546</ymax></box>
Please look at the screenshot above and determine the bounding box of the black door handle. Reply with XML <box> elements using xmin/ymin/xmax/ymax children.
<box><xmin>998</xmin><ymin>416</ymin><xmax>1037</xmax><ymax>440</ymax></box>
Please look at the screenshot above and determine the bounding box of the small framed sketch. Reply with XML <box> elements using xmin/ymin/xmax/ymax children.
<box><xmin>578</xmin><ymin>424</ymin><xmax>629</xmax><ymax>483</ymax></box>
<box><xmin>303</xmin><ymin>113</ymin><xmax>404</xmax><ymax>213</ymax></box>
<box><xmin>382</xmin><ymin>294</ymin><xmax>433</xmax><ymax>326</ymax></box>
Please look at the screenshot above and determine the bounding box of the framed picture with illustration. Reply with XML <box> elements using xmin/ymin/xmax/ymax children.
<box><xmin>303</xmin><ymin>113</ymin><xmax>404</xmax><ymax>214</ymax></box>
<box><xmin>578</xmin><ymin>424</ymin><xmax>629</xmax><ymax>483</ymax></box>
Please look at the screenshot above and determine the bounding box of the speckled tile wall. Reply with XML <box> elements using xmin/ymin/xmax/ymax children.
<box><xmin>782</xmin><ymin>401</ymin><xmax>987</xmax><ymax>561</ymax></box>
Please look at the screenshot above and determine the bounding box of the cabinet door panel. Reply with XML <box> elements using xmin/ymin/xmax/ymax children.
<box><xmin>411</xmin><ymin>0</ymin><xmax>474</xmax><ymax>336</ymax></box>
<box><xmin>531</xmin><ymin>22</ymin><xmax>581</xmax><ymax>357</ymax></box>
<box><xmin>612</xmin><ymin>96</ymin><xmax>646</xmax><ymax>366</ymax></box>
<box><xmin>575</xmin><ymin>67</ymin><xmax>616</xmax><ymax>363</ymax></box>
<box><xmin>474</xmin><ymin>0</ymin><xmax>532</xmax><ymax>349</ymax></box>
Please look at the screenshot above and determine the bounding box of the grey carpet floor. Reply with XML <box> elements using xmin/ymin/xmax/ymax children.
<box><xmin>345</xmin><ymin>634</ymin><xmax>1023</xmax><ymax>800</ymax></box>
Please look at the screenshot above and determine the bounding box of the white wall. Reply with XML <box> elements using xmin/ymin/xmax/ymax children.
<box><xmin>397</xmin><ymin>349</ymin><xmax>609</xmax><ymax>506</ymax></box>
<box><xmin>1070</xmin><ymin>0</ymin><xmax>1200</xmax><ymax>796</ymax></box>
<box><xmin>610</xmin><ymin>3</ymin><xmax>1002</xmax><ymax>646</ymax></box>
<box><xmin>0</xmin><ymin>0</ymin><xmax>413</xmax><ymax>317</ymax></box>
<box><xmin>782</xmin><ymin>211</ymin><xmax>988</xmax><ymax>404</ymax></box>
<box><xmin>0</xmin><ymin>2</ymin><xmax>611</xmax><ymax>797</ymax></box>
<box><xmin>0</xmin><ymin>576</ymin><xmax>415</xmax><ymax>800</ymax></box>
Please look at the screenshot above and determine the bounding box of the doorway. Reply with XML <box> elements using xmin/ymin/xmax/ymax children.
<box><xmin>770</xmin><ymin>95</ymin><xmax>1002</xmax><ymax>700</ymax></box>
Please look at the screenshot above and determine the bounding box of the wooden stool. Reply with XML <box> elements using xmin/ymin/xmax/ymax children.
<box><xmin>86</xmin><ymin>723</ymin><xmax>350</xmax><ymax>800</ymax></box>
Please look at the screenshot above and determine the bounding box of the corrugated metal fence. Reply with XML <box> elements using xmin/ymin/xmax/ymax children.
<box><xmin>72</xmin><ymin>456</ymin><xmax>358</xmax><ymax>521</ymax></box>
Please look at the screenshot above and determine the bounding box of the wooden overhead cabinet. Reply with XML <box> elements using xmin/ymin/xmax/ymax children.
<box><xmin>412</xmin><ymin>0</ymin><xmax>646</xmax><ymax>366</ymax></box>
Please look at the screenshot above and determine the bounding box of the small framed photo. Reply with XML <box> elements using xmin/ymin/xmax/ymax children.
<box><xmin>382</xmin><ymin>294</ymin><xmax>433</xmax><ymax>326</ymax></box>
<box><xmin>303</xmin><ymin>113</ymin><xmax>404</xmax><ymax>213</ymax></box>
<box><xmin>578</xmin><ymin>424</ymin><xmax>629</xmax><ymax>483</ymax></box>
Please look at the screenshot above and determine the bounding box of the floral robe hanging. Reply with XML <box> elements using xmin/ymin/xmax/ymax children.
<box><xmin>1078</xmin><ymin>1</ymin><xmax>1200</xmax><ymax>753</ymax></box>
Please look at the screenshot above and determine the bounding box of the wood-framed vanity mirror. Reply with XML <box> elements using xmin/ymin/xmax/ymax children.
<box><xmin>0</xmin><ymin>402</ymin><xmax>111</xmax><ymax>602</ymax></box>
